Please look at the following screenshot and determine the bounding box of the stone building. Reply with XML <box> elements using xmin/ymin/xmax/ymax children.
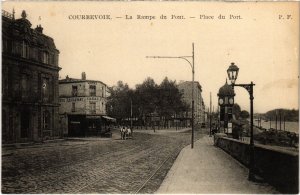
<box><xmin>2</xmin><ymin>10</ymin><xmax>61</xmax><ymax>143</ymax></box>
<box><xmin>178</xmin><ymin>81</ymin><xmax>205</xmax><ymax>125</ymax></box>
<box><xmin>59</xmin><ymin>73</ymin><xmax>114</xmax><ymax>137</ymax></box>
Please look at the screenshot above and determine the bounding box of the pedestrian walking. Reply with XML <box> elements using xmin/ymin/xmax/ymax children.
<box><xmin>120</xmin><ymin>126</ymin><xmax>126</xmax><ymax>140</ymax></box>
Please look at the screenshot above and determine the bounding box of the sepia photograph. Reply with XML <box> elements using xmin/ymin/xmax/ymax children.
<box><xmin>1</xmin><ymin>1</ymin><xmax>299</xmax><ymax>194</ymax></box>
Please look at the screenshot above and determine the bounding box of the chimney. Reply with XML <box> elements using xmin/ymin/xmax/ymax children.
<box><xmin>82</xmin><ymin>72</ymin><xmax>86</xmax><ymax>80</ymax></box>
<box><xmin>35</xmin><ymin>24</ymin><xmax>43</xmax><ymax>34</ymax></box>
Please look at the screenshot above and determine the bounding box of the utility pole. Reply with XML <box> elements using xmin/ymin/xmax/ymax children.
<box><xmin>279</xmin><ymin>111</ymin><xmax>282</xmax><ymax>131</ymax></box>
<box><xmin>191</xmin><ymin>43</ymin><xmax>195</xmax><ymax>149</ymax></box>
<box><xmin>130</xmin><ymin>99</ymin><xmax>133</xmax><ymax>131</ymax></box>
<box><xmin>283</xmin><ymin>116</ymin><xmax>285</xmax><ymax>131</ymax></box>
<box><xmin>275</xmin><ymin>114</ymin><xmax>278</xmax><ymax>130</ymax></box>
<box><xmin>146</xmin><ymin>43</ymin><xmax>195</xmax><ymax>149</ymax></box>
<box><xmin>209</xmin><ymin>92</ymin><xmax>212</xmax><ymax>137</ymax></box>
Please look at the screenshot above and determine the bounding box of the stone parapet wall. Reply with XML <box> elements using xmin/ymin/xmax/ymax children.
<box><xmin>214</xmin><ymin>135</ymin><xmax>298</xmax><ymax>193</ymax></box>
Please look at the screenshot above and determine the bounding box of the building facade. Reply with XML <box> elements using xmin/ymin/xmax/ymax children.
<box><xmin>2</xmin><ymin>10</ymin><xmax>61</xmax><ymax>143</ymax></box>
<box><xmin>178</xmin><ymin>81</ymin><xmax>205</xmax><ymax>125</ymax></box>
<box><xmin>59</xmin><ymin>73</ymin><xmax>113</xmax><ymax>137</ymax></box>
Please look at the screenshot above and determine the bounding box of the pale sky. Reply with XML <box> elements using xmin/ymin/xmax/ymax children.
<box><xmin>2</xmin><ymin>1</ymin><xmax>299</xmax><ymax>113</ymax></box>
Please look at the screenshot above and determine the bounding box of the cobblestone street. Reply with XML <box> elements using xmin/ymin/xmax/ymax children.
<box><xmin>2</xmin><ymin>128</ymin><xmax>204</xmax><ymax>193</ymax></box>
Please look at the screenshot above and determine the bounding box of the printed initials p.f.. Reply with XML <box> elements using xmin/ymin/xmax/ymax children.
<box><xmin>279</xmin><ymin>15</ymin><xmax>292</xmax><ymax>20</ymax></box>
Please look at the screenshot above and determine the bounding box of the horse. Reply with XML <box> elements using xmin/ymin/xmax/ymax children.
<box><xmin>125</xmin><ymin>127</ymin><xmax>132</xmax><ymax>139</ymax></box>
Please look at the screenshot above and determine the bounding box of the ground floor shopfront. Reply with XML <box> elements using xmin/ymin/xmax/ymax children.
<box><xmin>60</xmin><ymin>114</ymin><xmax>116</xmax><ymax>137</ymax></box>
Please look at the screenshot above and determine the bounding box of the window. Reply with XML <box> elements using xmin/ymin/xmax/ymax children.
<box><xmin>90</xmin><ymin>102</ymin><xmax>96</xmax><ymax>114</ymax></box>
<box><xmin>12</xmin><ymin>42</ymin><xmax>22</xmax><ymax>56</ymax></box>
<box><xmin>42</xmin><ymin>110</ymin><xmax>51</xmax><ymax>129</ymax></box>
<box><xmin>42</xmin><ymin>78</ymin><xmax>49</xmax><ymax>102</ymax></box>
<box><xmin>89</xmin><ymin>122</ymin><xmax>96</xmax><ymax>129</ymax></box>
<box><xmin>54</xmin><ymin>54</ymin><xmax>59</xmax><ymax>66</ymax></box>
<box><xmin>40</xmin><ymin>51</ymin><xmax>49</xmax><ymax>64</ymax></box>
<box><xmin>72</xmin><ymin>86</ymin><xmax>78</xmax><ymax>97</ymax></box>
<box><xmin>21</xmin><ymin>41</ymin><xmax>29</xmax><ymax>58</ymax></box>
<box><xmin>102</xmin><ymin>86</ymin><xmax>104</xmax><ymax>97</ymax></box>
<box><xmin>43</xmin><ymin>52</ymin><xmax>49</xmax><ymax>64</ymax></box>
<box><xmin>72</xmin><ymin>102</ymin><xmax>75</xmax><ymax>112</ymax></box>
<box><xmin>28</xmin><ymin>47</ymin><xmax>38</xmax><ymax>61</ymax></box>
<box><xmin>21</xmin><ymin>74</ymin><xmax>30</xmax><ymax>99</ymax></box>
<box><xmin>90</xmin><ymin>85</ymin><xmax>96</xmax><ymax>96</ymax></box>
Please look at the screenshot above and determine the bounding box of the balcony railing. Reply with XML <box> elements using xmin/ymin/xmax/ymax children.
<box><xmin>2</xmin><ymin>10</ymin><xmax>13</xmax><ymax>19</ymax></box>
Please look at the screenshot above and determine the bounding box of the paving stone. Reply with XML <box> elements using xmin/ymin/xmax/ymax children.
<box><xmin>2</xmin><ymin>130</ymin><xmax>203</xmax><ymax>193</ymax></box>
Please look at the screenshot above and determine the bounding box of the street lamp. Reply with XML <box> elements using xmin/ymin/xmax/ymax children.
<box><xmin>146</xmin><ymin>43</ymin><xmax>195</xmax><ymax>149</ymax></box>
<box><xmin>227</xmin><ymin>62</ymin><xmax>255</xmax><ymax>181</ymax></box>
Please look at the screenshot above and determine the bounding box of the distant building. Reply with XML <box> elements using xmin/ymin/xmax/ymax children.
<box><xmin>178</xmin><ymin>81</ymin><xmax>205</xmax><ymax>125</ymax></box>
<box><xmin>2</xmin><ymin>10</ymin><xmax>61</xmax><ymax>143</ymax></box>
<box><xmin>59</xmin><ymin>73</ymin><xmax>114</xmax><ymax>137</ymax></box>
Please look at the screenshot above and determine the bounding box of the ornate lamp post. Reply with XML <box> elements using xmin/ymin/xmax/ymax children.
<box><xmin>227</xmin><ymin>62</ymin><xmax>255</xmax><ymax>181</ymax></box>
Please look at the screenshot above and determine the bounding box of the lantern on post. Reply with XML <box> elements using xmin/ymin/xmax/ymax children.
<box><xmin>227</xmin><ymin>62</ymin><xmax>239</xmax><ymax>84</ymax></box>
<box><xmin>226</xmin><ymin>62</ymin><xmax>256</xmax><ymax>181</ymax></box>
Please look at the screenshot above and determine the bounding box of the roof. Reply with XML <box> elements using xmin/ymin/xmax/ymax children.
<box><xmin>178</xmin><ymin>81</ymin><xmax>202</xmax><ymax>91</ymax></box>
<box><xmin>218</xmin><ymin>80</ymin><xmax>235</xmax><ymax>96</ymax></box>
<box><xmin>2</xmin><ymin>10</ymin><xmax>59</xmax><ymax>52</ymax></box>
<box><xmin>59</xmin><ymin>77</ymin><xmax>107</xmax><ymax>86</ymax></box>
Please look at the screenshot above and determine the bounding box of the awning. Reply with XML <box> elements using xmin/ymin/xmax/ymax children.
<box><xmin>102</xmin><ymin>116</ymin><xmax>116</xmax><ymax>122</ymax></box>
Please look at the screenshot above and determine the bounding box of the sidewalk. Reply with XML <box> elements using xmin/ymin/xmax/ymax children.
<box><xmin>156</xmin><ymin>135</ymin><xmax>278</xmax><ymax>194</ymax></box>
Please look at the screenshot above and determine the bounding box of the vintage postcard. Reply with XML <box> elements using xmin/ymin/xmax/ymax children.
<box><xmin>1</xmin><ymin>1</ymin><xmax>299</xmax><ymax>194</ymax></box>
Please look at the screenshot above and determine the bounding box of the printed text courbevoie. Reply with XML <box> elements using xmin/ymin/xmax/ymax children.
<box><xmin>68</xmin><ymin>15</ymin><xmax>111</xmax><ymax>20</ymax></box>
